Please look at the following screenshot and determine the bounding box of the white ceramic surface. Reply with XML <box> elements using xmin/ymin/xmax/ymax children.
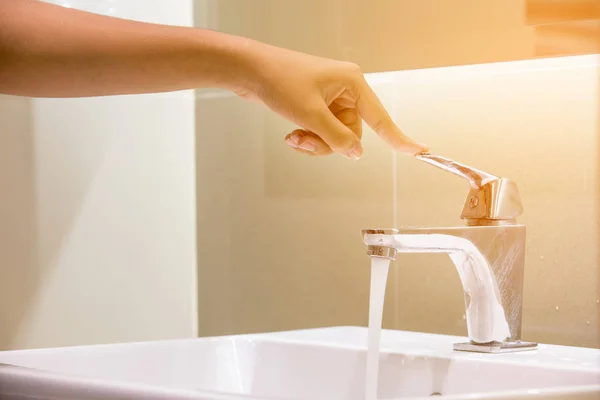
<box><xmin>0</xmin><ymin>327</ymin><xmax>598</xmax><ymax>400</ymax></box>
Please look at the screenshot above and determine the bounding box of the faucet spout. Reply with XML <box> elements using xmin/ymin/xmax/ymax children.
<box><xmin>361</xmin><ymin>225</ymin><xmax>537</xmax><ymax>353</ymax></box>
<box><xmin>360</xmin><ymin>153</ymin><xmax>536</xmax><ymax>353</ymax></box>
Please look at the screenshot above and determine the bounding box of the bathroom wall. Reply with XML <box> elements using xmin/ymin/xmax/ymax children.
<box><xmin>209</xmin><ymin>0</ymin><xmax>537</xmax><ymax>73</ymax></box>
<box><xmin>388</xmin><ymin>55</ymin><xmax>599</xmax><ymax>348</ymax></box>
<box><xmin>195</xmin><ymin>0</ymin><xmax>600</xmax><ymax>348</ymax></box>
<box><xmin>0</xmin><ymin>0</ymin><xmax>198</xmax><ymax>350</ymax></box>
<box><xmin>1</xmin><ymin>0</ymin><xmax>595</xmax><ymax>352</ymax></box>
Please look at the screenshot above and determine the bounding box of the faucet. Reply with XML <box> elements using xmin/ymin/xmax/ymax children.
<box><xmin>362</xmin><ymin>153</ymin><xmax>537</xmax><ymax>353</ymax></box>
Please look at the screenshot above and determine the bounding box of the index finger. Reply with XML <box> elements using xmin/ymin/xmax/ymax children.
<box><xmin>355</xmin><ymin>77</ymin><xmax>428</xmax><ymax>155</ymax></box>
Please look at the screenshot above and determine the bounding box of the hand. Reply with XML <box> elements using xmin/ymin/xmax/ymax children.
<box><xmin>237</xmin><ymin>43</ymin><xmax>428</xmax><ymax>159</ymax></box>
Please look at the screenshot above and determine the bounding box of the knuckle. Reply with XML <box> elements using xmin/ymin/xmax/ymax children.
<box><xmin>340</xmin><ymin>63</ymin><xmax>364</xmax><ymax>83</ymax></box>
<box><xmin>334</xmin><ymin>135</ymin><xmax>355</xmax><ymax>152</ymax></box>
<box><xmin>371</xmin><ymin>118</ymin><xmax>386</xmax><ymax>133</ymax></box>
<box><xmin>342</xmin><ymin>61</ymin><xmax>362</xmax><ymax>75</ymax></box>
<box><xmin>371</xmin><ymin>116</ymin><xmax>392</xmax><ymax>135</ymax></box>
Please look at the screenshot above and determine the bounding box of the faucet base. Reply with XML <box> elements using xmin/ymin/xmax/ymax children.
<box><xmin>453</xmin><ymin>340</ymin><xmax>538</xmax><ymax>354</ymax></box>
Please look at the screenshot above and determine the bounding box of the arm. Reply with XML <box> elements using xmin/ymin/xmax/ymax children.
<box><xmin>0</xmin><ymin>0</ymin><xmax>427</xmax><ymax>158</ymax></box>
<box><xmin>0</xmin><ymin>0</ymin><xmax>252</xmax><ymax>97</ymax></box>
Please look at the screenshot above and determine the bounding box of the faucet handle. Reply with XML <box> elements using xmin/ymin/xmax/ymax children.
<box><xmin>415</xmin><ymin>152</ymin><xmax>523</xmax><ymax>225</ymax></box>
<box><xmin>415</xmin><ymin>153</ymin><xmax>497</xmax><ymax>189</ymax></box>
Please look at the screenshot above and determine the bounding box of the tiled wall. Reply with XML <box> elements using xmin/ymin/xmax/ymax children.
<box><xmin>195</xmin><ymin>0</ymin><xmax>599</xmax><ymax>348</ymax></box>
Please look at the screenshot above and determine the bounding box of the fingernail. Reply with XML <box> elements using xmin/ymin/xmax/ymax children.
<box><xmin>397</xmin><ymin>139</ymin><xmax>428</xmax><ymax>155</ymax></box>
<box><xmin>289</xmin><ymin>133</ymin><xmax>300</xmax><ymax>145</ymax></box>
<box><xmin>346</xmin><ymin>143</ymin><xmax>363</xmax><ymax>160</ymax></box>
<box><xmin>414</xmin><ymin>143</ymin><xmax>429</xmax><ymax>154</ymax></box>
<box><xmin>285</xmin><ymin>137</ymin><xmax>299</xmax><ymax>148</ymax></box>
<box><xmin>299</xmin><ymin>140</ymin><xmax>316</xmax><ymax>152</ymax></box>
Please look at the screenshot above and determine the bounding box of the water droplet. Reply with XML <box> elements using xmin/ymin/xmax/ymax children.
<box><xmin>586</xmin><ymin>321</ymin><xmax>590</xmax><ymax>325</ymax></box>
<box><xmin>540</xmin><ymin>255</ymin><xmax>544</xmax><ymax>260</ymax></box>
<box><xmin>462</xmin><ymin>314</ymin><xmax>466</xmax><ymax>320</ymax></box>
<box><xmin>597</xmin><ymin>300</ymin><xmax>599</xmax><ymax>304</ymax></box>
<box><xmin>555</xmin><ymin>306</ymin><xmax>559</xmax><ymax>311</ymax></box>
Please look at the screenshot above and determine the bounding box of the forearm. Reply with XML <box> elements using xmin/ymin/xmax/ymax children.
<box><xmin>0</xmin><ymin>0</ymin><xmax>257</xmax><ymax>97</ymax></box>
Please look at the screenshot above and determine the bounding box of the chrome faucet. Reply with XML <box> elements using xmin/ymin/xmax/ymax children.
<box><xmin>362</xmin><ymin>153</ymin><xmax>537</xmax><ymax>353</ymax></box>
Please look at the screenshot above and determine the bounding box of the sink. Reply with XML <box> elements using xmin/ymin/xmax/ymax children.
<box><xmin>0</xmin><ymin>326</ymin><xmax>598</xmax><ymax>400</ymax></box>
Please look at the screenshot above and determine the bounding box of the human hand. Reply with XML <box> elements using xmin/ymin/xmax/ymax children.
<box><xmin>236</xmin><ymin>43</ymin><xmax>428</xmax><ymax>159</ymax></box>
<box><xmin>0</xmin><ymin>0</ymin><xmax>428</xmax><ymax>158</ymax></box>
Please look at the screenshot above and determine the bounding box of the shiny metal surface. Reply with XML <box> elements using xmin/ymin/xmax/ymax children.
<box><xmin>453</xmin><ymin>340</ymin><xmax>538</xmax><ymax>354</ymax></box>
<box><xmin>401</xmin><ymin>225</ymin><xmax>527</xmax><ymax>343</ymax></box>
<box><xmin>361</xmin><ymin>229</ymin><xmax>400</xmax><ymax>236</ymax></box>
<box><xmin>415</xmin><ymin>153</ymin><xmax>523</xmax><ymax>226</ymax></box>
<box><xmin>363</xmin><ymin>225</ymin><xmax>531</xmax><ymax>345</ymax></box>
<box><xmin>366</xmin><ymin>245</ymin><xmax>397</xmax><ymax>260</ymax></box>
<box><xmin>362</xmin><ymin>154</ymin><xmax>537</xmax><ymax>353</ymax></box>
<box><xmin>362</xmin><ymin>230</ymin><xmax>400</xmax><ymax>259</ymax></box>
<box><xmin>362</xmin><ymin>226</ymin><xmax>537</xmax><ymax>352</ymax></box>
<box><xmin>415</xmin><ymin>153</ymin><xmax>497</xmax><ymax>188</ymax></box>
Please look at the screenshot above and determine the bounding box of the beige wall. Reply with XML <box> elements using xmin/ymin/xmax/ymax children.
<box><xmin>211</xmin><ymin>0</ymin><xmax>536</xmax><ymax>72</ymax></box>
<box><xmin>195</xmin><ymin>1</ymin><xmax>599</xmax><ymax>348</ymax></box>
<box><xmin>210</xmin><ymin>0</ymin><xmax>598</xmax><ymax>71</ymax></box>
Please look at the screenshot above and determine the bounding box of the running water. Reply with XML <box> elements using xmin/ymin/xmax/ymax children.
<box><xmin>363</xmin><ymin>232</ymin><xmax>511</xmax><ymax>400</ymax></box>
<box><xmin>365</xmin><ymin>257</ymin><xmax>391</xmax><ymax>400</ymax></box>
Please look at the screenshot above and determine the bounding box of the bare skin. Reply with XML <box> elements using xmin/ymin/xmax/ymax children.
<box><xmin>0</xmin><ymin>0</ymin><xmax>427</xmax><ymax>159</ymax></box>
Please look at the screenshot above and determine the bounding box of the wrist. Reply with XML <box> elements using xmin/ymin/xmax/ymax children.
<box><xmin>223</xmin><ymin>35</ymin><xmax>268</xmax><ymax>99</ymax></box>
<box><xmin>192</xmin><ymin>29</ymin><xmax>263</xmax><ymax>96</ymax></box>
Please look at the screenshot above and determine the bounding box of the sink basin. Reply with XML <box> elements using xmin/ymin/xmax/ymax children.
<box><xmin>0</xmin><ymin>326</ymin><xmax>598</xmax><ymax>400</ymax></box>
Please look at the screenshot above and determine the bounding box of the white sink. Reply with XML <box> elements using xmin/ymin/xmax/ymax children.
<box><xmin>0</xmin><ymin>327</ymin><xmax>598</xmax><ymax>400</ymax></box>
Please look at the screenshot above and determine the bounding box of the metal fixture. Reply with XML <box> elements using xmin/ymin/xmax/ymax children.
<box><xmin>362</xmin><ymin>153</ymin><xmax>537</xmax><ymax>353</ymax></box>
